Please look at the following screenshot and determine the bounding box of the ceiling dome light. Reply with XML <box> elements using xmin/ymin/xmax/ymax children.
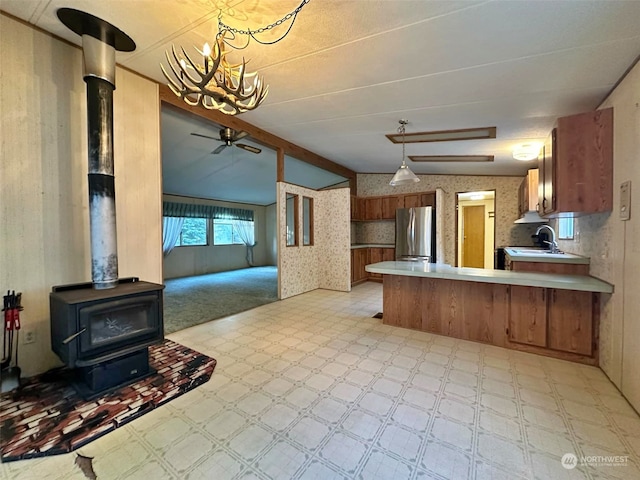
<box><xmin>513</xmin><ymin>143</ymin><xmax>542</xmax><ymax>161</ymax></box>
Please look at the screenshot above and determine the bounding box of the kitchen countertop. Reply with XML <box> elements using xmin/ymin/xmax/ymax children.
<box><xmin>351</xmin><ymin>244</ymin><xmax>394</xmax><ymax>249</ymax></box>
<box><xmin>365</xmin><ymin>261</ymin><xmax>613</xmax><ymax>293</ymax></box>
<box><xmin>504</xmin><ymin>247</ymin><xmax>590</xmax><ymax>264</ymax></box>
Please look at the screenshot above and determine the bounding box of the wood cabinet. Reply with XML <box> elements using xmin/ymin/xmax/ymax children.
<box><xmin>508</xmin><ymin>285</ymin><xmax>595</xmax><ymax>357</ymax></box>
<box><xmin>517</xmin><ymin>169</ymin><xmax>540</xmax><ymax>218</ymax></box>
<box><xmin>350</xmin><ymin>195</ymin><xmax>363</xmax><ymax>221</ymax></box>
<box><xmin>363</xmin><ymin>197</ymin><xmax>383</xmax><ymax>220</ymax></box>
<box><xmin>509</xmin><ymin>286</ymin><xmax>547</xmax><ymax>347</ymax></box>
<box><xmin>351</xmin><ymin>248</ymin><xmax>369</xmax><ymax>285</ymax></box>
<box><xmin>381</xmin><ymin>196</ymin><xmax>402</xmax><ymax>219</ymax></box>
<box><xmin>351</xmin><ymin>247</ymin><xmax>395</xmax><ymax>284</ymax></box>
<box><xmin>367</xmin><ymin>247</ymin><xmax>395</xmax><ymax>280</ymax></box>
<box><xmin>382</xmin><ymin>274</ymin><xmax>600</xmax><ymax>365</ymax></box>
<box><xmin>404</xmin><ymin>192</ymin><xmax>436</xmax><ymax>208</ymax></box>
<box><xmin>548</xmin><ymin>289</ymin><xmax>593</xmax><ymax>355</ymax></box>
<box><xmin>352</xmin><ymin>191</ymin><xmax>436</xmax><ymax>221</ymax></box>
<box><xmin>368</xmin><ymin>248</ymin><xmax>384</xmax><ymax>279</ymax></box>
<box><xmin>539</xmin><ymin>108</ymin><xmax>613</xmax><ymax>217</ymax></box>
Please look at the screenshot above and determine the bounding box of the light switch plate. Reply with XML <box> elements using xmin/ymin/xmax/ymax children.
<box><xmin>620</xmin><ymin>180</ymin><xmax>631</xmax><ymax>221</ymax></box>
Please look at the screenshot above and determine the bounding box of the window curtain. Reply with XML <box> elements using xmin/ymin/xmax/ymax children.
<box><xmin>162</xmin><ymin>216</ymin><xmax>184</xmax><ymax>257</ymax></box>
<box><xmin>163</xmin><ymin>201</ymin><xmax>253</xmax><ymax>221</ymax></box>
<box><xmin>234</xmin><ymin>220</ymin><xmax>257</xmax><ymax>267</ymax></box>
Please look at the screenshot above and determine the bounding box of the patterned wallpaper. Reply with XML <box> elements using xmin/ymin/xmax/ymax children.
<box><xmin>277</xmin><ymin>183</ymin><xmax>351</xmax><ymax>299</ymax></box>
<box><xmin>317</xmin><ymin>188</ymin><xmax>351</xmax><ymax>292</ymax></box>
<box><xmin>357</xmin><ymin>174</ymin><xmax>536</xmax><ymax>265</ymax></box>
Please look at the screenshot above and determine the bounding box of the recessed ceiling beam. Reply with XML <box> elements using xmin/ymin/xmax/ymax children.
<box><xmin>409</xmin><ymin>155</ymin><xmax>494</xmax><ymax>162</ymax></box>
<box><xmin>387</xmin><ymin>126</ymin><xmax>497</xmax><ymax>144</ymax></box>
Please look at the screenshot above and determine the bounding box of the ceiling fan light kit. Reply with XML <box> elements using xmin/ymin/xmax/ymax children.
<box><xmin>389</xmin><ymin>120</ymin><xmax>420</xmax><ymax>187</ymax></box>
<box><xmin>161</xmin><ymin>0</ymin><xmax>311</xmax><ymax>115</ymax></box>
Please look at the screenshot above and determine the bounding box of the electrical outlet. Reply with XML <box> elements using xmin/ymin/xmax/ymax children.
<box><xmin>23</xmin><ymin>330</ymin><xmax>36</xmax><ymax>345</ymax></box>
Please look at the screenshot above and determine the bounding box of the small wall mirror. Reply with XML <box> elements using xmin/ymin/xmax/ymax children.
<box><xmin>286</xmin><ymin>193</ymin><xmax>298</xmax><ymax>246</ymax></box>
<box><xmin>456</xmin><ymin>190</ymin><xmax>496</xmax><ymax>268</ymax></box>
<box><xmin>303</xmin><ymin>197</ymin><xmax>314</xmax><ymax>246</ymax></box>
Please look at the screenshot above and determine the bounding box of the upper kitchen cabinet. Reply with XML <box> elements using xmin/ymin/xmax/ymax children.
<box><xmin>539</xmin><ymin>108</ymin><xmax>613</xmax><ymax>217</ymax></box>
<box><xmin>350</xmin><ymin>195</ymin><xmax>363</xmax><ymax>221</ymax></box>
<box><xmin>517</xmin><ymin>169</ymin><xmax>539</xmax><ymax>217</ymax></box>
<box><xmin>353</xmin><ymin>192</ymin><xmax>436</xmax><ymax>221</ymax></box>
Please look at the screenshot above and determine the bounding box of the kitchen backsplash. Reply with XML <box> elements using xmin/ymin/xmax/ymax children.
<box><xmin>355</xmin><ymin>221</ymin><xmax>395</xmax><ymax>245</ymax></box>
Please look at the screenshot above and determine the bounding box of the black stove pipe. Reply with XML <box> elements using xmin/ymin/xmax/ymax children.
<box><xmin>57</xmin><ymin>9</ymin><xmax>135</xmax><ymax>290</ymax></box>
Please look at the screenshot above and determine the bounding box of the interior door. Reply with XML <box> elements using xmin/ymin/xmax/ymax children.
<box><xmin>462</xmin><ymin>205</ymin><xmax>485</xmax><ymax>268</ymax></box>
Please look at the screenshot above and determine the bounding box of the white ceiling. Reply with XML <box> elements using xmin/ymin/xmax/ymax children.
<box><xmin>4</xmin><ymin>0</ymin><xmax>640</xmax><ymax>203</ymax></box>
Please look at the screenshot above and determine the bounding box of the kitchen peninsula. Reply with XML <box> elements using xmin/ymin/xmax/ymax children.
<box><xmin>366</xmin><ymin>261</ymin><xmax>613</xmax><ymax>365</ymax></box>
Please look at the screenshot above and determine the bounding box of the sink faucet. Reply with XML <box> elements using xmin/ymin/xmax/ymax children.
<box><xmin>535</xmin><ymin>225</ymin><xmax>559</xmax><ymax>253</ymax></box>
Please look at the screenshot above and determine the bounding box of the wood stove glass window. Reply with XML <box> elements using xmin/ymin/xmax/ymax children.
<box><xmin>79</xmin><ymin>295</ymin><xmax>160</xmax><ymax>353</ymax></box>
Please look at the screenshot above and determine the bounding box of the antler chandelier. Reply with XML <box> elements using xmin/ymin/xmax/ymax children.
<box><xmin>161</xmin><ymin>0</ymin><xmax>310</xmax><ymax>115</ymax></box>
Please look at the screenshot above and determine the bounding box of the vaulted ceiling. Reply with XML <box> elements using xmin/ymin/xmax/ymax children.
<box><xmin>4</xmin><ymin>0</ymin><xmax>640</xmax><ymax>204</ymax></box>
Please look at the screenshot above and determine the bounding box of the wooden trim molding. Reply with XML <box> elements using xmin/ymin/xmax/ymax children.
<box><xmin>159</xmin><ymin>85</ymin><xmax>356</xmax><ymax>182</ymax></box>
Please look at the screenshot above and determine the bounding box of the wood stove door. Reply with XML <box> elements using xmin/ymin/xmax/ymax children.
<box><xmin>78</xmin><ymin>294</ymin><xmax>161</xmax><ymax>357</ymax></box>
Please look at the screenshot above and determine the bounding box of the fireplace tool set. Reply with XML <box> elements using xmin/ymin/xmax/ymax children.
<box><xmin>2</xmin><ymin>290</ymin><xmax>22</xmax><ymax>392</ymax></box>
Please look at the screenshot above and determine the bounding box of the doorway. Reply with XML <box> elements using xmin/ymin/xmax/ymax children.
<box><xmin>456</xmin><ymin>191</ymin><xmax>496</xmax><ymax>268</ymax></box>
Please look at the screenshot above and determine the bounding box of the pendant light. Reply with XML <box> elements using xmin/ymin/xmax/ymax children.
<box><xmin>389</xmin><ymin>120</ymin><xmax>420</xmax><ymax>186</ymax></box>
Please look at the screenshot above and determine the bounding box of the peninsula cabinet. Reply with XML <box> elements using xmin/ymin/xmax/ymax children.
<box><xmin>376</xmin><ymin>268</ymin><xmax>606</xmax><ymax>365</ymax></box>
<box><xmin>547</xmin><ymin>289</ymin><xmax>594</xmax><ymax>356</ymax></box>
<box><xmin>539</xmin><ymin>108</ymin><xmax>613</xmax><ymax>217</ymax></box>
<box><xmin>508</xmin><ymin>285</ymin><xmax>595</xmax><ymax>357</ymax></box>
<box><xmin>508</xmin><ymin>286</ymin><xmax>547</xmax><ymax>347</ymax></box>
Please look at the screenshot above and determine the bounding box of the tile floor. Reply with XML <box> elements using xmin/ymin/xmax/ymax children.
<box><xmin>2</xmin><ymin>282</ymin><xmax>640</xmax><ymax>480</ymax></box>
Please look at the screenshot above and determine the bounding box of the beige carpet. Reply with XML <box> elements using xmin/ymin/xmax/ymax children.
<box><xmin>163</xmin><ymin>266</ymin><xmax>278</xmax><ymax>334</ymax></box>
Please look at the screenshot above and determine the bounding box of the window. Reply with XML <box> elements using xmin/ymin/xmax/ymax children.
<box><xmin>558</xmin><ymin>217</ymin><xmax>575</xmax><ymax>240</ymax></box>
<box><xmin>213</xmin><ymin>220</ymin><xmax>246</xmax><ymax>245</ymax></box>
<box><xmin>303</xmin><ymin>196</ymin><xmax>314</xmax><ymax>246</ymax></box>
<box><xmin>286</xmin><ymin>193</ymin><xmax>298</xmax><ymax>246</ymax></box>
<box><xmin>176</xmin><ymin>217</ymin><xmax>207</xmax><ymax>246</ymax></box>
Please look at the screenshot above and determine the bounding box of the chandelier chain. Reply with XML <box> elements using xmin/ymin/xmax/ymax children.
<box><xmin>218</xmin><ymin>0</ymin><xmax>311</xmax><ymax>46</ymax></box>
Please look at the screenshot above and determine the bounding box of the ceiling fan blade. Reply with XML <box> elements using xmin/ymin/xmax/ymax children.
<box><xmin>212</xmin><ymin>144</ymin><xmax>228</xmax><ymax>155</ymax></box>
<box><xmin>234</xmin><ymin>130</ymin><xmax>249</xmax><ymax>141</ymax></box>
<box><xmin>236</xmin><ymin>143</ymin><xmax>262</xmax><ymax>154</ymax></box>
<box><xmin>191</xmin><ymin>132</ymin><xmax>219</xmax><ymax>141</ymax></box>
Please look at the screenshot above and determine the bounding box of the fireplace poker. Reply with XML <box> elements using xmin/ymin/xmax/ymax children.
<box><xmin>1</xmin><ymin>290</ymin><xmax>22</xmax><ymax>393</ymax></box>
<box><xmin>1</xmin><ymin>291</ymin><xmax>10</xmax><ymax>369</ymax></box>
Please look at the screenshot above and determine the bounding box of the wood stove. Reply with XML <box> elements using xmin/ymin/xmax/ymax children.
<box><xmin>47</xmin><ymin>11</ymin><xmax>166</xmax><ymax>400</ymax></box>
<box><xmin>50</xmin><ymin>278</ymin><xmax>164</xmax><ymax>398</ymax></box>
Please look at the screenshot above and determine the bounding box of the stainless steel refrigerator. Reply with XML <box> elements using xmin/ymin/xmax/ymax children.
<box><xmin>395</xmin><ymin>206</ymin><xmax>435</xmax><ymax>262</ymax></box>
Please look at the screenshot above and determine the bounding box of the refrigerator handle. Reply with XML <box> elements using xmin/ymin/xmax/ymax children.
<box><xmin>407</xmin><ymin>208</ymin><xmax>415</xmax><ymax>256</ymax></box>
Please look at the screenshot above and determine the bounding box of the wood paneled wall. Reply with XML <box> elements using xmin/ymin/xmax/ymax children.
<box><xmin>0</xmin><ymin>15</ymin><xmax>163</xmax><ymax>376</ymax></box>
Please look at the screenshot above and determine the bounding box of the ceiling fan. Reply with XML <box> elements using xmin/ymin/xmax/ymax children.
<box><xmin>191</xmin><ymin>127</ymin><xmax>262</xmax><ymax>155</ymax></box>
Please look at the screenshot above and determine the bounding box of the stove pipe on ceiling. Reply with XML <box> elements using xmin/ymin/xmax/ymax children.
<box><xmin>57</xmin><ymin>9</ymin><xmax>136</xmax><ymax>289</ymax></box>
